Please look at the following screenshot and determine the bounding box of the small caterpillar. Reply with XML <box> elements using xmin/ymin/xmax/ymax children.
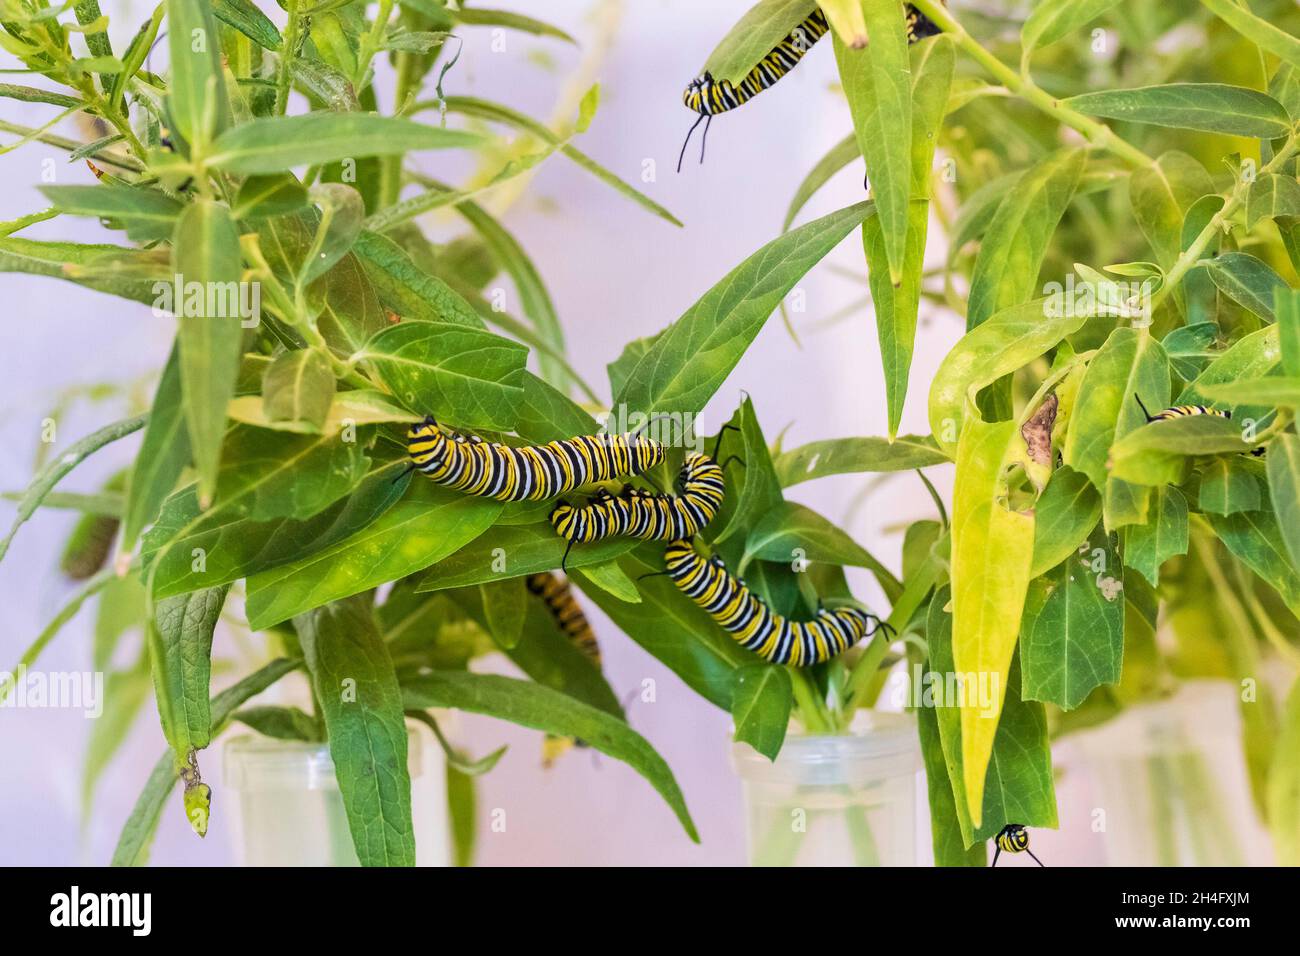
<box><xmin>662</xmin><ymin>539</ymin><xmax>887</xmax><ymax>667</ymax></box>
<box><xmin>526</xmin><ymin>572</ymin><xmax>599</xmax><ymax>766</ymax></box>
<box><xmin>406</xmin><ymin>416</ymin><xmax>665</xmax><ymax>502</ymax></box>
<box><xmin>993</xmin><ymin>824</ymin><xmax>1044</xmax><ymax>867</ymax></box>
<box><xmin>1135</xmin><ymin>393</ymin><xmax>1230</xmax><ymax>423</ymax></box>
<box><xmin>678</xmin><ymin>3</ymin><xmax>943</xmax><ymax>170</ymax></box>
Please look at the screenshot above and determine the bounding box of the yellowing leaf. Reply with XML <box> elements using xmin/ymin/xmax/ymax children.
<box><xmin>950</xmin><ymin>413</ymin><xmax>1035</xmax><ymax>826</ymax></box>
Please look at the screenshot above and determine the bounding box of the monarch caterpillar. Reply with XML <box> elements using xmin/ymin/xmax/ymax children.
<box><xmin>1135</xmin><ymin>393</ymin><xmax>1230</xmax><ymax>423</ymax></box>
<box><xmin>549</xmin><ymin>433</ymin><xmax>737</xmax><ymax>567</ymax></box>
<box><xmin>405</xmin><ymin>416</ymin><xmax>665</xmax><ymax>503</ymax></box>
<box><xmin>993</xmin><ymin>824</ymin><xmax>1044</xmax><ymax>867</ymax></box>
<box><xmin>679</xmin><ymin>3</ymin><xmax>943</xmax><ymax>170</ymax></box>
<box><xmin>662</xmin><ymin>539</ymin><xmax>888</xmax><ymax>666</ymax></box>
<box><xmin>526</xmin><ymin>572</ymin><xmax>600</xmax><ymax>766</ymax></box>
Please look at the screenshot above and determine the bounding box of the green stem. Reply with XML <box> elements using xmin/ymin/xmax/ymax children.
<box><xmin>1150</xmin><ymin>131</ymin><xmax>1300</xmax><ymax>314</ymax></box>
<box><xmin>790</xmin><ymin>670</ymin><xmax>834</xmax><ymax>734</ymax></box>
<box><xmin>910</xmin><ymin>0</ymin><xmax>1152</xmax><ymax>170</ymax></box>
<box><xmin>838</xmin><ymin>628</ymin><xmax>897</xmax><ymax>730</ymax></box>
<box><xmin>354</xmin><ymin>0</ymin><xmax>397</xmax><ymax>91</ymax></box>
<box><xmin>275</xmin><ymin>0</ymin><xmax>301</xmax><ymax>116</ymax></box>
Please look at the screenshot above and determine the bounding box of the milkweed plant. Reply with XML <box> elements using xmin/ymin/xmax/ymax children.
<box><xmin>1</xmin><ymin>0</ymin><xmax>1299</xmax><ymax>868</ymax></box>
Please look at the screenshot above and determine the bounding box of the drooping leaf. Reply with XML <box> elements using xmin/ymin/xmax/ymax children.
<box><xmin>834</xmin><ymin>3</ymin><xmax>912</xmax><ymax>282</ymax></box>
<box><xmin>949</xmin><ymin>416</ymin><xmax>1036</xmax><ymax>826</ymax></box>
<box><xmin>297</xmin><ymin>597</ymin><xmax>415</xmax><ymax>867</ymax></box>
<box><xmin>171</xmin><ymin>200</ymin><xmax>244</xmax><ymax>508</ymax></box>
<box><xmin>866</xmin><ymin>35</ymin><xmax>954</xmax><ymax>434</ymax></box>
<box><xmin>917</xmin><ymin>699</ymin><xmax>985</xmax><ymax>866</ymax></box>
<box><xmin>1209</xmin><ymin>510</ymin><xmax>1300</xmax><ymax>615</ymax></box>
<box><xmin>1198</xmin><ymin>457</ymin><xmax>1263</xmax><ymax>516</ymax></box>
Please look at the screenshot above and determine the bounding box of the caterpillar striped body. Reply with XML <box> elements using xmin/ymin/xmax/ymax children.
<box><xmin>678</xmin><ymin>4</ymin><xmax>942</xmax><ymax>170</ymax></box>
<box><xmin>406</xmin><ymin>417</ymin><xmax>665</xmax><ymax>503</ymax></box>
<box><xmin>550</xmin><ymin>451</ymin><xmax>727</xmax><ymax>553</ymax></box>
<box><xmin>992</xmin><ymin>824</ymin><xmax>1044</xmax><ymax>867</ymax></box>
<box><xmin>526</xmin><ymin>572</ymin><xmax>600</xmax><ymax>765</ymax></box>
<box><xmin>662</xmin><ymin>539</ymin><xmax>885</xmax><ymax>667</ymax></box>
<box><xmin>1135</xmin><ymin>393</ymin><xmax>1231</xmax><ymax>423</ymax></box>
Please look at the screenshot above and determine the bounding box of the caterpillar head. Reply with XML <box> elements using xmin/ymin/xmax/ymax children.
<box><xmin>407</xmin><ymin>416</ymin><xmax>444</xmax><ymax>463</ymax></box>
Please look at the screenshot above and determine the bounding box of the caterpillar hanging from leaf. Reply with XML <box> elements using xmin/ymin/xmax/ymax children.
<box><xmin>992</xmin><ymin>824</ymin><xmax>1045</xmax><ymax>867</ymax></box>
<box><xmin>526</xmin><ymin>572</ymin><xmax>601</xmax><ymax>767</ymax></box>
<box><xmin>661</xmin><ymin>539</ymin><xmax>889</xmax><ymax>667</ymax></box>
<box><xmin>549</xmin><ymin>426</ymin><xmax>740</xmax><ymax>569</ymax></box>
<box><xmin>405</xmin><ymin>416</ymin><xmax>665</xmax><ymax>502</ymax></box>
<box><xmin>679</xmin><ymin>3</ymin><xmax>943</xmax><ymax>170</ymax></box>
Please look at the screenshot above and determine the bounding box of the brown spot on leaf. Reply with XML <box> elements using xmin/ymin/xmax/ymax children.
<box><xmin>1021</xmin><ymin>392</ymin><xmax>1058</xmax><ymax>471</ymax></box>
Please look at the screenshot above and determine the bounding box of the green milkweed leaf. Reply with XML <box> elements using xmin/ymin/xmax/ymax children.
<box><xmin>1199</xmin><ymin>0</ymin><xmax>1300</xmax><ymax>72</ymax></box>
<box><xmin>1029</xmin><ymin>465</ymin><xmax>1102</xmax><ymax>578</ymax></box>
<box><xmin>773</xmin><ymin>434</ymin><xmax>948</xmax><ymax>486</ymax></box>
<box><xmin>702</xmin><ymin>0</ymin><xmax>819</xmax><ymax>86</ymax></box>
<box><xmin>352</xmin><ymin>320</ymin><xmax>527</xmax><ymax>430</ymax></box>
<box><xmin>730</xmin><ymin>664</ymin><xmax>792</xmax><ymax>761</ymax></box>
<box><xmin>1203</xmin><ymin>252</ymin><xmax>1288</xmax><ymax>322</ymax></box>
<box><xmin>245</xmin><ymin>482</ymin><xmax>502</xmax><ymax>629</ymax></box>
<box><xmin>966</xmin><ymin>148</ymin><xmax>1086</xmax><ymax>330</ymax></box>
<box><xmin>297</xmin><ymin>597</ymin><xmax>415</xmax><ymax>867</ymax></box>
<box><xmin>206</xmin><ymin>113</ymin><xmax>483</xmax><ymax>175</ymax></box>
<box><xmin>1266</xmin><ymin>433</ymin><xmax>1300</xmax><ymax>577</ymax></box>
<box><xmin>1067</xmin><ymin>84</ymin><xmax>1292</xmax><ymax>138</ymax></box>
<box><xmin>1021</xmin><ymin>525</ymin><xmax>1124</xmax><ymax>710</ymax></box>
<box><xmin>171</xmin><ymin>200</ymin><xmax>244</xmax><ymax>509</ymax></box>
<box><xmin>615</xmin><ymin>202</ymin><xmax>874</xmax><ymax>415</ymax></box>
<box><xmin>1122</xmin><ymin>485</ymin><xmax>1189</xmax><ymax>586</ymax></box>
<box><xmin>166</xmin><ymin>0</ymin><xmax>231</xmax><ymax>148</ymax></box>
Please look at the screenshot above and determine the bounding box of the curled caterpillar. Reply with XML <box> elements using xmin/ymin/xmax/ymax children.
<box><xmin>662</xmin><ymin>539</ymin><xmax>886</xmax><ymax>667</ymax></box>
<box><xmin>526</xmin><ymin>572</ymin><xmax>599</xmax><ymax>766</ymax></box>
<box><xmin>679</xmin><ymin>3</ymin><xmax>942</xmax><ymax>170</ymax></box>
<box><xmin>993</xmin><ymin>824</ymin><xmax>1044</xmax><ymax>867</ymax></box>
<box><xmin>406</xmin><ymin>416</ymin><xmax>665</xmax><ymax>502</ymax></box>
<box><xmin>549</xmin><ymin>451</ymin><xmax>728</xmax><ymax>567</ymax></box>
<box><xmin>1135</xmin><ymin>393</ymin><xmax>1231</xmax><ymax>423</ymax></box>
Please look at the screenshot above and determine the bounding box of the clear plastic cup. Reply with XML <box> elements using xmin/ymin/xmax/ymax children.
<box><xmin>732</xmin><ymin>711</ymin><xmax>921</xmax><ymax>866</ymax></box>
<box><xmin>223</xmin><ymin>735</ymin><xmax>444</xmax><ymax>867</ymax></box>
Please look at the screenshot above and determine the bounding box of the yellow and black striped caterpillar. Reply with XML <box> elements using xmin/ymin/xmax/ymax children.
<box><xmin>549</xmin><ymin>450</ymin><xmax>729</xmax><ymax>568</ymax></box>
<box><xmin>993</xmin><ymin>824</ymin><xmax>1044</xmax><ymax>867</ymax></box>
<box><xmin>662</xmin><ymin>539</ymin><xmax>887</xmax><ymax>667</ymax></box>
<box><xmin>526</xmin><ymin>572</ymin><xmax>600</xmax><ymax>766</ymax></box>
<box><xmin>1135</xmin><ymin>393</ymin><xmax>1230</xmax><ymax>423</ymax></box>
<box><xmin>679</xmin><ymin>4</ymin><xmax>942</xmax><ymax>170</ymax></box>
<box><xmin>406</xmin><ymin>416</ymin><xmax>665</xmax><ymax>502</ymax></box>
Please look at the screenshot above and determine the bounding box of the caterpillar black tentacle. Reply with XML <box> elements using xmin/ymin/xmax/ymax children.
<box><xmin>679</xmin><ymin>4</ymin><xmax>942</xmax><ymax>170</ymax></box>
<box><xmin>526</xmin><ymin>572</ymin><xmax>600</xmax><ymax>765</ymax></box>
<box><xmin>663</xmin><ymin>539</ymin><xmax>884</xmax><ymax>667</ymax></box>
<box><xmin>407</xmin><ymin>415</ymin><xmax>665</xmax><ymax>502</ymax></box>
<box><xmin>992</xmin><ymin>824</ymin><xmax>1044</xmax><ymax>867</ymax></box>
